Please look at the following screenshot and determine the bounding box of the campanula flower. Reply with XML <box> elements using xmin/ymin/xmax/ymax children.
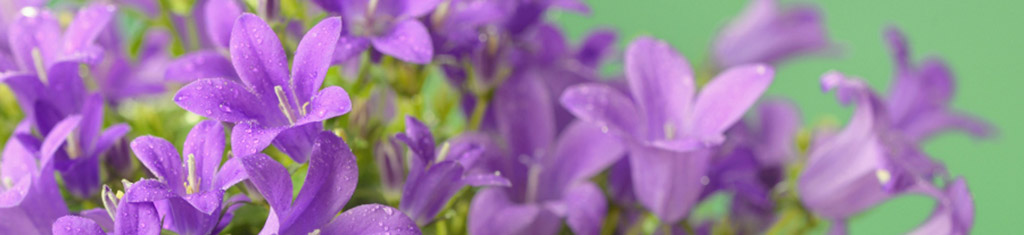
<box><xmin>51</xmin><ymin>181</ymin><xmax>163</xmax><ymax>235</ymax></box>
<box><xmin>127</xmin><ymin>120</ymin><xmax>249</xmax><ymax>235</ymax></box>
<box><xmin>713</xmin><ymin>0</ymin><xmax>831</xmax><ymax>69</ymax></box>
<box><xmin>5</xmin><ymin>4</ymin><xmax>116</xmax><ymax>76</ymax></box>
<box><xmin>560</xmin><ymin>36</ymin><xmax>774</xmax><ymax>223</ymax></box>
<box><xmin>240</xmin><ymin>131</ymin><xmax>421</xmax><ymax>234</ymax></box>
<box><xmin>0</xmin><ymin>121</ymin><xmax>69</xmax><ymax>234</ymax></box>
<box><xmin>174</xmin><ymin>14</ymin><xmax>352</xmax><ymax>162</ymax></box>
<box><xmin>164</xmin><ymin>0</ymin><xmax>243</xmax><ymax>83</ymax></box>
<box><xmin>311</xmin><ymin>0</ymin><xmax>439</xmax><ymax>64</ymax></box>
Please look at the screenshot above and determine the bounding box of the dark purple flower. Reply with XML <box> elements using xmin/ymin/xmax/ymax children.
<box><xmin>51</xmin><ymin>181</ymin><xmax>163</xmax><ymax>235</ymax></box>
<box><xmin>560</xmin><ymin>36</ymin><xmax>774</xmax><ymax>223</ymax></box>
<box><xmin>392</xmin><ymin>116</ymin><xmax>510</xmax><ymax>225</ymax></box>
<box><xmin>164</xmin><ymin>0</ymin><xmax>243</xmax><ymax>83</ymax></box>
<box><xmin>713</xmin><ymin>0</ymin><xmax>831</xmax><ymax>69</ymax></box>
<box><xmin>0</xmin><ymin>121</ymin><xmax>69</xmax><ymax>234</ymax></box>
<box><xmin>174</xmin><ymin>14</ymin><xmax>352</xmax><ymax>163</ymax></box>
<box><xmin>312</xmin><ymin>0</ymin><xmax>439</xmax><ymax>64</ymax></box>
<box><xmin>127</xmin><ymin>120</ymin><xmax>249</xmax><ymax>235</ymax></box>
<box><xmin>468</xmin><ymin>74</ymin><xmax>625</xmax><ymax>234</ymax></box>
<box><xmin>240</xmin><ymin>131</ymin><xmax>420</xmax><ymax>234</ymax></box>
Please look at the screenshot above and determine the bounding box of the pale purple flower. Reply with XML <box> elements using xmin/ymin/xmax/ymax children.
<box><xmin>560</xmin><ymin>36</ymin><xmax>774</xmax><ymax>223</ymax></box>
<box><xmin>312</xmin><ymin>0</ymin><xmax>439</xmax><ymax>64</ymax></box>
<box><xmin>51</xmin><ymin>181</ymin><xmax>163</xmax><ymax>235</ymax></box>
<box><xmin>164</xmin><ymin>0</ymin><xmax>243</xmax><ymax>83</ymax></box>
<box><xmin>174</xmin><ymin>14</ymin><xmax>352</xmax><ymax>163</ymax></box>
<box><xmin>0</xmin><ymin>122</ymin><xmax>69</xmax><ymax>234</ymax></box>
<box><xmin>713</xmin><ymin>0</ymin><xmax>831</xmax><ymax>69</ymax></box>
<box><xmin>127</xmin><ymin>120</ymin><xmax>249</xmax><ymax>235</ymax></box>
<box><xmin>909</xmin><ymin>177</ymin><xmax>974</xmax><ymax>235</ymax></box>
<box><xmin>93</xmin><ymin>29</ymin><xmax>172</xmax><ymax>105</ymax></box>
<box><xmin>240</xmin><ymin>131</ymin><xmax>420</xmax><ymax>234</ymax></box>
<box><xmin>5</xmin><ymin>4</ymin><xmax>116</xmax><ymax>76</ymax></box>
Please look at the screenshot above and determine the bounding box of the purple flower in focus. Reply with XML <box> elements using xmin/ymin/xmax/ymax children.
<box><xmin>174</xmin><ymin>14</ymin><xmax>352</xmax><ymax>163</ymax></box>
<box><xmin>240</xmin><ymin>131</ymin><xmax>421</xmax><ymax>234</ymax></box>
<box><xmin>468</xmin><ymin>74</ymin><xmax>625</xmax><ymax>234</ymax></box>
<box><xmin>51</xmin><ymin>181</ymin><xmax>163</xmax><ymax>235</ymax></box>
<box><xmin>0</xmin><ymin>122</ymin><xmax>69</xmax><ymax>234</ymax></box>
<box><xmin>127</xmin><ymin>120</ymin><xmax>249</xmax><ymax>235</ymax></box>
<box><xmin>164</xmin><ymin>0</ymin><xmax>243</xmax><ymax>83</ymax></box>
<box><xmin>560</xmin><ymin>36</ymin><xmax>774</xmax><ymax>223</ymax></box>
<box><xmin>713</xmin><ymin>0</ymin><xmax>831</xmax><ymax>69</ymax></box>
<box><xmin>391</xmin><ymin>116</ymin><xmax>510</xmax><ymax>225</ymax></box>
<box><xmin>312</xmin><ymin>0</ymin><xmax>439</xmax><ymax>64</ymax></box>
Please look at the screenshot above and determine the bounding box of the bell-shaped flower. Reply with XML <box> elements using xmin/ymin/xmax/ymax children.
<box><xmin>909</xmin><ymin>177</ymin><xmax>974</xmax><ymax>235</ymax></box>
<box><xmin>312</xmin><ymin>0</ymin><xmax>439</xmax><ymax>64</ymax></box>
<box><xmin>126</xmin><ymin>120</ymin><xmax>249</xmax><ymax>235</ymax></box>
<box><xmin>174</xmin><ymin>14</ymin><xmax>352</xmax><ymax>163</ymax></box>
<box><xmin>51</xmin><ymin>181</ymin><xmax>163</xmax><ymax>235</ymax></box>
<box><xmin>163</xmin><ymin>0</ymin><xmax>243</xmax><ymax>83</ymax></box>
<box><xmin>240</xmin><ymin>131</ymin><xmax>420</xmax><ymax>234</ymax></box>
<box><xmin>0</xmin><ymin>121</ymin><xmax>69</xmax><ymax>234</ymax></box>
<box><xmin>560</xmin><ymin>36</ymin><xmax>774</xmax><ymax>223</ymax></box>
<box><xmin>713</xmin><ymin>0</ymin><xmax>832</xmax><ymax>69</ymax></box>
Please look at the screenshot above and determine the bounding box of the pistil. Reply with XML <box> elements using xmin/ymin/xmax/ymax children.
<box><xmin>275</xmin><ymin>86</ymin><xmax>298</xmax><ymax>125</ymax></box>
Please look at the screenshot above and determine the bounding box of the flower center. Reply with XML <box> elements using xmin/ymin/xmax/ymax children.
<box><xmin>367</xmin><ymin>0</ymin><xmax>380</xmax><ymax>17</ymax></box>
<box><xmin>101</xmin><ymin>185</ymin><xmax>120</xmax><ymax>220</ymax></box>
<box><xmin>275</xmin><ymin>85</ymin><xmax>299</xmax><ymax>125</ymax></box>
<box><xmin>31</xmin><ymin>48</ymin><xmax>47</xmax><ymax>84</ymax></box>
<box><xmin>65</xmin><ymin>135</ymin><xmax>81</xmax><ymax>159</ymax></box>
<box><xmin>184</xmin><ymin>153</ymin><xmax>200</xmax><ymax>194</ymax></box>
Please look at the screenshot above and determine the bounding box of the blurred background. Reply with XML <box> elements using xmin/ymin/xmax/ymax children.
<box><xmin>554</xmin><ymin>0</ymin><xmax>1021</xmax><ymax>233</ymax></box>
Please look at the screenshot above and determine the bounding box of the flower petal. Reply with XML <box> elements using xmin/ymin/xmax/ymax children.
<box><xmin>292</xmin><ymin>17</ymin><xmax>342</xmax><ymax>104</ymax></box>
<box><xmin>239</xmin><ymin>153</ymin><xmax>293</xmax><ymax>216</ymax></box>
<box><xmin>63</xmin><ymin>3</ymin><xmax>116</xmax><ymax>55</ymax></box>
<box><xmin>8</xmin><ymin>8</ymin><xmax>61</xmax><ymax>72</ymax></box>
<box><xmin>401</xmin><ymin>161</ymin><xmax>464</xmax><ymax>225</ymax></box>
<box><xmin>77</xmin><ymin>95</ymin><xmax>104</xmax><ymax>153</ymax></box>
<box><xmin>468</xmin><ymin>188</ymin><xmax>559</xmax><ymax>235</ymax></box>
<box><xmin>395</xmin><ymin>116</ymin><xmax>436</xmax><ymax>165</ymax></box>
<box><xmin>88</xmin><ymin>124</ymin><xmax>130</xmax><ymax>158</ymax></box>
<box><xmin>462</xmin><ymin>172</ymin><xmax>511</xmax><ymax>187</ymax></box>
<box><xmin>401</xmin><ymin>0</ymin><xmax>442</xmax><ymax>18</ymax></box>
<box><xmin>203</xmin><ymin>0</ymin><xmax>243</xmax><ymax>49</ymax></box>
<box><xmin>278</xmin><ymin>132</ymin><xmax>359</xmax><ymax>233</ymax></box>
<box><xmin>560</xmin><ymin>83</ymin><xmax>643</xmax><ymax>138</ymax></box>
<box><xmin>122</xmin><ymin>179</ymin><xmax>178</xmax><ymax>202</ymax></box>
<box><xmin>213</xmin><ymin>194</ymin><xmax>250</xmax><ymax>234</ymax></box>
<box><xmin>541</xmin><ymin>121</ymin><xmax>624</xmax><ymax>197</ymax></box>
<box><xmin>564</xmin><ymin>183</ymin><xmax>606</xmax><ymax>235</ymax></box>
<box><xmin>629</xmin><ymin>145</ymin><xmax>711</xmax><ymax>223</ymax></box>
<box><xmin>52</xmin><ymin>216</ymin><xmax>105</xmax><ymax>235</ymax></box>
<box><xmin>214</xmin><ymin>157</ymin><xmax>247</xmax><ymax>190</ymax></box>
<box><xmin>495</xmin><ymin>75</ymin><xmax>556</xmax><ymax>160</ymax></box>
<box><xmin>370</xmin><ymin>20</ymin><xmax>433</xmax><ymax>64</ymax></box>
<box><xmin>163</xmin><ymin>196</ymin><xmax>220</xmax><ymax>235</ymax></box>
<box><xmin>230</xmin><ymin>13</ymin><xmax>291</xmax><ymax>106</ymax></box>
<box><xmin>230</xmin><ymin>121</ymin><xmax>285</xmax><ymax>158</ymax></box>
<box><xmin>175</xmin><ymin>78</ymin><xmax>267</xmax><ymax>123</ymax></box>
<box><xmin>625</xmin><ymin>37</ymin><xmax>694</xmax><ymax>141</ymax></box>
<box><xmin>322</xmin><ymin>204</ymin><xmax>420</xmax><ymax>235</ymax></box>
<box><xmin>296</xmin><ymin>86</ymin><xmax>353</xmax><ymax>125</ymax></box>
<box><xmin>130</xmin><ymin>136</ymin><xmax>186</xmax><ymax>194</ymax></box>
<box><xmin>690</xmin><ymin>64</ymin><xmax>774</xmax><ymax>142</ymax></box>
<box><xmin>272</xmin><ymin>123</ymin><xmax>322</xmax><ymax>163</ymax></box>
<box><xmin>183</xmin><ymin>120</ymin><xmax>225</xmax><ymax>192</ymax></box>
<box><xmin>78</xmin><ymin>208</ymin><xmax>114</xmax><ymax>232</ymax></box>
<box><xmin>40</xmin><ymin>115</ymin><xmax>81</xmax><ymax>165</ymax></box>
<box><xmin>333</xmin><ymin>35</ymin><xmax>370</xmax><ymax>64</ymax></box>
<box><xmin>910</xmin><ymin>177</ymin><xmax>974</xmax><ymax>235</ymax></box>
<box><xmin>183</xmin><ymin>190</ymin><xmax>225</xmax><ymax>215</ymax></box>
<box><xmin>164</xmin><ymin>51</ymin><xmax>238</xmax><ymax>83</ymax></box>
<box><xmin>113</xmin><ymin>200</ymin><xmax>161</xmax><ymax>235</ymax></box>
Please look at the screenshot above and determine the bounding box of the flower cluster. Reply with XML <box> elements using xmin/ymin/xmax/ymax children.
<box><xmin>0</xmin><ymin>0</ymin><xmax>991</xmax><ymax>234</ymax></box>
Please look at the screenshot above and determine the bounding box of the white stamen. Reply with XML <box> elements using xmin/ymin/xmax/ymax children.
<box><xmin>308</xmin><ymin>229</ymin><xmax>321</xmax><ymax>235</ymax></box>
<box><xmin>275</xmin><ymin>86</ymin><xmax>297</xmax><ymax>125</ymax></box>
<box><xmin>20</xmin><ymin>7</ymin><xmax>38</xmax><ymax>17</ymax></box>
<box><xmin>185</xmin><ymin>154</ymin><xmax>200</xmax><ymax>194</ymax></box>
<box><xmin>367</xmin><ymin>0</ymin><xmax>380</xmax><ymax>16</ymax></box>
<box><xmin>664</xmin><ymin>122</ymin><xmax>676</xmax><ymax>140</ymax></box>
<box><xmin>435</xmin><ymin>142</ymin><xmax>452</xmax><ymax>163</ymax></box>
<box><xmin>31</xmin><ymin>48</ymin><xmax>47</xmax><ymax>84</ymax></box>
<box><xmin>875</xmin><ymin>169</ymin><xmax>892</xmax><ymax>184</ymax></box>
<box><xmin>101</xmin><ymin>185</ymin><xmax>118</xmax><ymax>220</ymax></box>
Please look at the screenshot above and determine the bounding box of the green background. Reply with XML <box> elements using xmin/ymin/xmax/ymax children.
<box><xmin>555</xmin><ymin>0</ymin><xmax>1021</xmax><ymax>234</ymax></box>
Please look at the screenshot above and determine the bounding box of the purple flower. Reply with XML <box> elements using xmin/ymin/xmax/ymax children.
<box><xmin>0</xmin><ymin>122</ymin><xmax>69</xmax><ymax>234</ymax></box>
<box><xmin>883</xmin><ymin>28</ymin><xmax>991</xmax><ymax>143</ymax></box>
<box><xmin>468</xmin><ymin>74</ymin><xmax>625</xmax><ymax>234</ymax></box>
<box><xmin>174</xmin><ymin>14</ymin><xmax>352</xmax><ymax>163</ymax></box>
<box><xmin>392</xmin><ymin>116</ymin><xmax>510</xmax><ymax>225</ymax></box>
<box><xmin>127</xmin><ymin>120</ymin><xmax>249</xmax><ymax>235</ymax></box>
<box><xmin>910</xmin><ymin>177</ymin><xmax>974</xmax><ymax>235</ymax></box>
<box><xmin>93</xmin><ymin>29</ymin><xmax>172</xmax><ymax>105</ymax></box>
<box><xmin>240</xmin><ymin>131</ymin><xmax>421</xmax><ymax>234</ymax></box>
<box><xmin>312</xmin><ymin>0</ymin><xmax>439</xmax><ymax>64</ymax></box>
<box><xmin>713</xmin><ymin>0</ymin><xmax>831</xmax><ymax>69</ymax></box>
<box><xmin>51</xmin><ymin>181</ymin><xmax>163</xmax><ymax>235</ymax></box>
<box><xmin>4</xmin><ymin>4</ymin><xmax>116</xmax><ymax>75</ymax></box>
<box><xmin>560</xmin><ymin>36</ymin><xmax>774</xmax><ymax>223</ymax></box>
<box><xmin>164</xmin><ymin>0</ymin><xmax>243</xmax><ymax>83</ymax></box>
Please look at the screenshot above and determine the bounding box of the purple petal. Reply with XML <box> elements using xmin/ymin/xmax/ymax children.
<box><xmin>576</xmin><ymin>29</ymin><xmax>617</xmax><ymax>68</ymax></box>
<box><xmin>239</xmin><ymin>153</ymin><xmax>293</xmax><ymax>216</ymax></box>
<box><xmin>272</xmin><ymin>123</ymin><xmax>322</xmax><ymax>163</ymax></box>
<box><xmin>130</xmin><ymin>136</ymin><xmax>186</xmax><ymax>194</ymax></box>
<box><xmin>163</xmin><ymin>196</ymin><xmax>220</xmax><ymax>235</ymax></box>
<box><xmin>46</xmin><ymin>61</ymin><xmax>88</xmax><ymax>113</ymax></box>
<box><xmin>902</xmin><ymin>111</ymin><xmax>992</xmax><ymax>143</ymax></box>
<box><xmin>183</xmin><ymin>190</ymin><xmax>225</xmax><ymax>215</ymax></box>
<box><xmin>63</xmin><ymin>3</ymin><xmax>116</xmax><ymax>55</ymax></box>
<box><xmin>292</xmin><ymin>17</ymin><xmax>342</xmax><ymax>103</ymax></box>
<box><xmin>462</xmin><ymin>173</ymin><xmax>511</xmax><ymax>187</ymax></box>
<box><xmin>296</xmin><ymin>86</ymin><xmax>353</xmax><ymax>125</ymax></box>
<box><xmin>230</xmin><ymin>13</ymin><xmax>291</xmax><ymax>106</ymax></box>
<box><xmin>174</xmin><ymin>78</ymin><xmax>267</xmax><ymax>123</ymax></box>
<box><xmin>564</xmin><ymin>183</ymin><xmax>606</xmax><ymax>235</ymax></box>
<box><xmin>713</xmin><ymin>0</ymin><xmax>830</xmax><ymax>68</ymax></box>
<box><xmin>78</xmin><ymin>208</ymin><xmax>114</xmax><ymax>232</ymax></box>
<box><xmin>230</xmin><ymin>121</ymin><xmax>285</xmax><ymax>158</ymax></box>
<box><xmin>468</xmin><ymin>188</ymin><xmax>559</xmax><ymax>235</ymax></box>
<box><xmin>183</xmin><ymin>120</ymin><xmax>225</xmax><ymax>192</ymax></box>
<box><xmin>40</xmin><ymin>115</ymin><xmax>81</xmax><ymax>165</ymax></box>
<box><xmin>495</xmin><ymin>75</ymin><xmax>556</xmax><ymax>160</ymax></box>
<box><xmin>560</xmin><ymin>83</ymin><xmax>644</xmax><ymax>138</ymax></box>
<box><xmin>322</xmin><ymin>204</ymin><xmax>420</xmax><ymax>235</ymax></box>
<box><xmin>122</xmin><ymin>179</ymin><xmax>178</xmax><ymax>202</ymax></box>
<box><xmin>213</xmin><ymin>194</ymin><xmax>250</xmax><ymax>234</ymax></box>
<box><xmin>203</xmin><ymin>0</ymin><xmax>243</xmax><ymax>49</ymax></box>
<box><xmin>629</xmin><ymin>145</ymin><xmax>711</xmax><ymax>223</ymax></box>
<box><xmin>52</xmin><ymin>216</ymin><xmax>105</xmax><ymax>235</ymax></box>
<box><xmin>395</xmin><ymin>116</ymin><xmax>436</xmax><ymax>165</ymax></box>
<box><xmin>625</xmin><ymin>37</ymin><xmax>694</xmax><ymax>141</ymax></box>
<box><xmin>278</xmin><ymin>132</ymin><xmax>359</xmax><ymax>234</ymax></box>
<box><xmin>113</xmin><ymin>200</ymin><xmax>161</xmax><ymax>235</ymax></box>
<box><xmin>370</xmin><ymin>20</ymin><xmax>433</xmax><ymax>64</ymax></box>
<box><xmin>214</xmin><ymin>157</ymin><xmax>247</xmax><ymax>190</ymax></box>
<box><xmin>540</xmin><ymin>121</ymin><xmax>625</xmax><ymax>198</ymax></box>
<box><xmin>164</xmin><ymin>51</ymin><xmax>238</xmax><ymax>82</ymax></box>
<box><xmin>8</xmin><ymin>8</ymin><xmax>61</xmax><ymax>72</ymax></box>
<box><xmin>750</xmin><ymin>99</ymin><xmax>802</xmax><ymax>166</ymax></box>
<box><xmin>88</xmin><ymin>124</ymin><xmax>130</xmax><ymax>158</ymax></box>
<box><xmin>690</xmin><ymin>65</ymin><xmax>774</xmax><ymax>142</ymax></box>
<box><xmin>77</xmin><ymin>95</ymin><xmax>104</xmax><ymax>153</ymax></box>
<box><xmin>333</xmin><ymin>36</ymin><xmax>370</xmax><ymax>64</ymax></box>
<box><xmin>401</xmin><ymin>161</ymin><xmax>464</xmax><ymax>225</ymax></box>
<box><xmin>401</xmin><ymin>0</ymin><xmax>442</xmax><ymax>18</ymax></box>
<box><xmin>910</xmin><ymin>177</ymin><xmax>973</xmax><ymax>235</ymax></box>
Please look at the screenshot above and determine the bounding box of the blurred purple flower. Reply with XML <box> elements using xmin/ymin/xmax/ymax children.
<box><xmin>174</xmin><ymin>14</ymin><xmax>352</xmax><ymax>163</ymax></box>
<box><xmin>0</xmin><ymin>122</ymin><xmax>69</xmax><ymax>234</ymax></box>
<box><xmin>713</xmin><ymin>0</ymin><xmax>831</xmax><ymax>69</ymax></box>
<box><xmin>4</xmin><ymin>4</ymin><xmax>116</xmax><ymax>75</ymax></box>
<box><xmin>240</xmin><ymin>131</ymin><xmax>420</xmax><ymax>234</ymax></box>
<box><xmin>163</xmin><ymin>0</ymin><xmax>243</xmax><ymax>83</ymax></box>
<box><xmin>392</xmin><ymin>116</ymin><xmax>509</xmax><ymax>225</ymax></box>
<box><xmin>468</xmin><ymin>74</ymin><xmax>625</xmax><ymax>234</ymax></box>
<box><xmin>311</xmin><ymin>0</ymin><xmax>439</xmax><ymax>64</ymax></box>
<box><xmin>560</xmin><ymin>36</ymin><xmax>774</xmax><ymax>223</ymax></box>
<box><xmin>909</xmin><ymin>177</ymin><xmax>974</xmax><ymax>235</ymax></box>
<box><xmin>93</xmin><ymin>29</ymin><xmax>172</xmax><ymax>105</ymax></box>
<box><xmin>127</xmin><ymin>120</ymin><xmax>249</xmax><ymax>235</ymax></box>
<box><xmin>51</xmin><ymin>181</ymin><xmax>163</xmax><ymax>235</ymax></box>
